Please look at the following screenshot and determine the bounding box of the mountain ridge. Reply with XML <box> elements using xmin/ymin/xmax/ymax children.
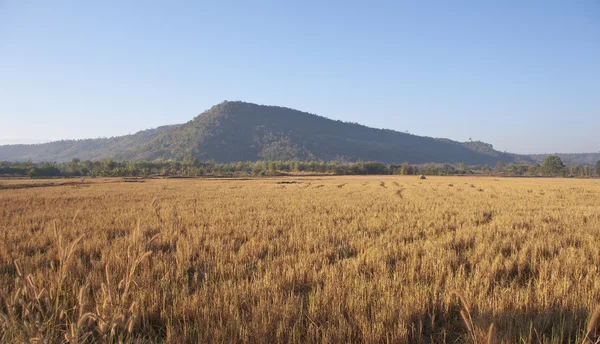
<box><xmin>0</xmin><ymin>101</ymin><xmax>558</xmax><ymax>165</ymax></box>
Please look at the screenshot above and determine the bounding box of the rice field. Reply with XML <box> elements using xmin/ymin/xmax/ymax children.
<box><xmin>1</xmin><ymin>176</ymin><xmax>600</xmax><ymax>343</ymax></box>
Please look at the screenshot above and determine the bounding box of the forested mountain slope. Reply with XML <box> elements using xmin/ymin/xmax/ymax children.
<box><xmin>0</xmin><ymin>101</ymin><xmax>531</xmax><ymax>165</ymax></box>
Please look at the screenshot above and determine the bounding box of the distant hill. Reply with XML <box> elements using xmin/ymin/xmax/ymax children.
<box><xmin>529</xmin><ymin>153</ymin><xmax>600</xmax><ymax>166</ymax></box>
<box><xmin>0</xmin><ymin>125</ymin><xmax>178</xmax><ymax>162</ymax></box>
<box><xmin>0</xmin><ymin>101</ymin><xmax>532</xmax><ymax>165</ymax></box>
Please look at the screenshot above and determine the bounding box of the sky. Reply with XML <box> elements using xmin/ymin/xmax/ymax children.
<box><xmin>1</xmin><ymin>1</ymin><xmax>598</xmax><ymax>154</ymax></box>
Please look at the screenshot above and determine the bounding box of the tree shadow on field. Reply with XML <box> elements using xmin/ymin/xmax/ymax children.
<box><xmin>408</xmin><ymin>303</ymin><xmax>590</xmax><ymax>343</ymax></box>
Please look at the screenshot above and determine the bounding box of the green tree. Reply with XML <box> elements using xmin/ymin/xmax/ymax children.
<box><xmin>400</xmin><ymin>162</ymin><xmax>413</xmax><ymax>175</ymax></box>
<box><xmin>27</xmin><ymin>168</ymin><xmax>37</xmax><ymax>178</ymax></box>
<box><xmin>102</xmin><ymin>159</ymin><xmax>116</xmax><ymax>171</ymax></box>
<box><xmin>183</xmin><ymin>154</ymin><xmax>198</xmax><ymax>167</ymax></box>
<box><xmin>527</xmin><ymin>164</ymin><xmax>540</xmax><ymax>176</ymax></box>
<box><xmin>541</xmin><ymin>156</ymin><xmax>565</xmax><ymax>177</ymax></box>
<box><xmin>442</xmin><ymin>163</ymin><xmax>455</xmax><ymax>175</ymax></box>
<box><xmin>495</xmin><ymin>160</ymin><xmax>505</xmax><ymax>174</ymax></box>
<box><xmin>596</xmin><ymin>161</ymin><xmax>600</xmax><ymax>176</ymax></box>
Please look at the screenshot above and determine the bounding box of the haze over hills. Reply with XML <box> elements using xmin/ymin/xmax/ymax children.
<box><xmin>529</xmin><ymin>153</ymin><xmax>600</xmax><ymax>167</ymax></box>
<box><xmin>0</xmin><ymin>101</ymin><xmax>560</xmax><ymax>165</ymax></box>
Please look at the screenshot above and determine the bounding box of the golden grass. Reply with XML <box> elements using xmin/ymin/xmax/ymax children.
<box><xmin>1</xmin><ymin>176</ymin><xmax>600</xmax><ymax>343</ymax></box>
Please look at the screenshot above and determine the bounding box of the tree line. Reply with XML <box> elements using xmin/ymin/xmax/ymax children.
<box><xmin>1</xmin><ymin>156</ymin><xmax>599</xmax><ymax>178</ymax></box>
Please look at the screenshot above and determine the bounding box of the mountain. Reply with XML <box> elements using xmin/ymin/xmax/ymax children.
<box><xmin>0</xmin><ymin>101</ymin><xmax>531</xmax><ymax>165</ymax></box>
<box><xmin>0</xmin><ymin>125</ymin><xmax>178</xmax><ymax>162</ymax></box>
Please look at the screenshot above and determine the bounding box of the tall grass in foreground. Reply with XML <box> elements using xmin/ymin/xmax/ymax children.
<box><xmin>1</xmin><ymin>176</ymin><xmax>600</xmax><ymax>342</ymax></box>
<box><xmin>1</xmin><ymin>219</ymin><xmax>158</xmax><ymax>343</ymax></box>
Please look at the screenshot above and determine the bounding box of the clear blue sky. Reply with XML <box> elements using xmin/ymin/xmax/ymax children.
<box><xmin>1</xmin><ymin>1</ymin><xmax>598</xmax><ymax>154</ymax></box>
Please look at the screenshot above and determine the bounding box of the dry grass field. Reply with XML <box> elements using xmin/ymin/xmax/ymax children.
<box><xmin>1</xmin><ymin>176</ymin><xmax>600</xmax><ymax>343</ymax></box>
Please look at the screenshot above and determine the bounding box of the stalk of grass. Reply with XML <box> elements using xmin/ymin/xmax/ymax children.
<box><xmin>452</xmin><ymin>290</ymin><xmax>477</xmax><ymax>343</ymax></box>
<box><xmin>583</xmin><ymin>306</ymin><xmax>600</xmax><ymax>344</ymax></box>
